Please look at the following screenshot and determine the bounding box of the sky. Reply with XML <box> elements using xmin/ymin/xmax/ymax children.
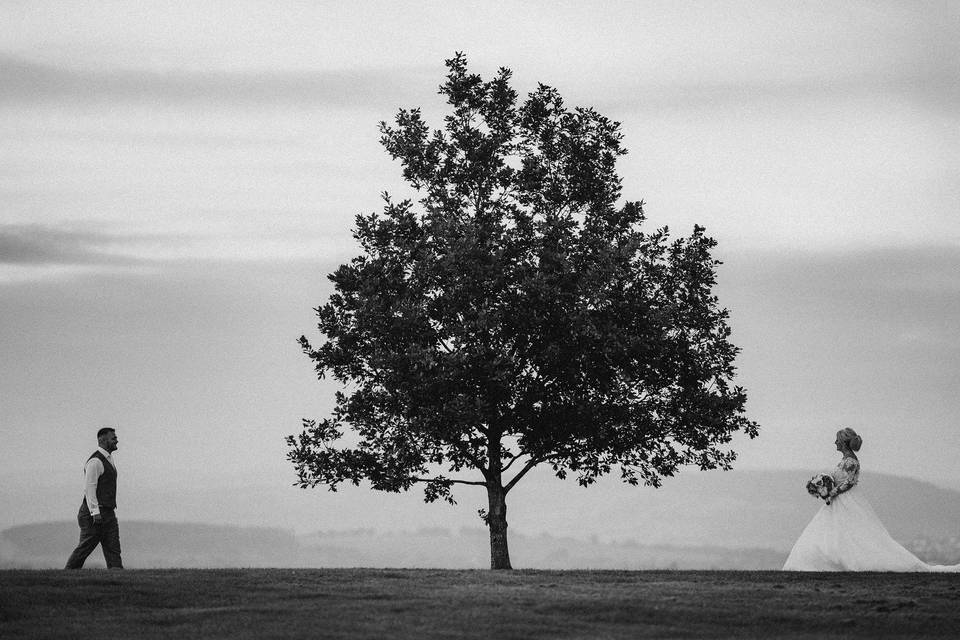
<box><xmin>1</xmin><ymin>1</ymin><xmax>959</xmax><ymax>536</ymax></box>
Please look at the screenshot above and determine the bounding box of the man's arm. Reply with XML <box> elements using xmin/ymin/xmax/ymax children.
<box><xmin>83</xmin><ymin>458</ymin><xmax>103</xmax><ymax>521</ymax></box>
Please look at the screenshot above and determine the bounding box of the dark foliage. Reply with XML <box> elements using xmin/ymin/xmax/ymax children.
<box><xmin>288</xmin><ymin>54</ymin><xmax>758</xmax><ymax>567</ymax></box>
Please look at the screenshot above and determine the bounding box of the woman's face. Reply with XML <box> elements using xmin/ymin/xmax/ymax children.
<box><xmin>835</xmin><ymin>433</ymin><xmax>845</xmax><ymax>452</ymax></box>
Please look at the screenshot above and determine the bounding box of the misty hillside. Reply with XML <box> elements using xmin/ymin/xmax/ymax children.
<box><xmin>3</xmin><ymin>470</ymin><xmax>960</xmax><ymax>569</ymax></box>
<box><xmin>9</xmin><ymin>469</ymin><xmax>960</xmax><ymax>547</ymax></box>
<box><xmin>0</xmin><ymin>522</ymin><xmax>303</xmax><ymax>569</ymax></box>
<box><xmin>537</xmin><ymin>469</ymin><xmax>960</xmax><ymax>550</ymax></box>
<box><xmin>1</xmin><ymin>520</ymin><xmax>786</xmax><ymax>570</ymax></box>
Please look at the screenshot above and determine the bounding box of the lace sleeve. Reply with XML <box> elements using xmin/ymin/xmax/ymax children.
<box><xmin>830</xmin><ymin>458</ymin><xmax>860</xmax><ymax>496</ymax></box>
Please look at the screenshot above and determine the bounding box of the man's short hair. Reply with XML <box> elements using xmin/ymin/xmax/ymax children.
<box><xmin>97</xmin><ymin>427</ymin><xmax>116</xmax><ymax>439</ymax></box>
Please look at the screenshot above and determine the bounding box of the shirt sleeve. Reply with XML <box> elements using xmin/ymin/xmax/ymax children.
<box><xmin>84</xmin><ymin>457</ymin><xmax>104</xmax><ymax>516</ymax></box>
<box><xmin>830</xmin><ymin>459</ymin><xmax>859</xmax><ymax>496</ymax></box>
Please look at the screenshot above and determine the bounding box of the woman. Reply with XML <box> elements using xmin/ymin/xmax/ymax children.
<box><xmin>783</xmin><ymin>428</ymin><xmax>960</xmax><ymax>572</ymax></box>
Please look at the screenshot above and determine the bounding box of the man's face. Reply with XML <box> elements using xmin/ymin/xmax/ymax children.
<box><xmin>100</xmin><ymin>431</ymin><xmax>119</xmax><ymax>453</ymax></box>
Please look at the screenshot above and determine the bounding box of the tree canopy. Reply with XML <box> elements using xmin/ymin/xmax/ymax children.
<box><xmin>288</xmin><ymin>54</ymin><xmax>758</xmax><ymax>569</ymax></box>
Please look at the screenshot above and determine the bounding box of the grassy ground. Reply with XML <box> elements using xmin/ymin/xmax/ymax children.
<box><xmin>1</xmin><ymin>568</ymin><xmax>958</xmax><ymax>639</ymax></box>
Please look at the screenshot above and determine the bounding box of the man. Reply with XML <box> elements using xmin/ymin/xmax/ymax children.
<box><xmin>64</xmin><ymin>427</ymin><xmax>123</xmax><ymax>569</ymax></box>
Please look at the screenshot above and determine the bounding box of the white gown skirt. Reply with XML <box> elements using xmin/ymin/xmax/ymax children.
<box><xmin>782</xmin><ymin>487</ymin><xmax>960</xmax><ymax>572</ymax></box>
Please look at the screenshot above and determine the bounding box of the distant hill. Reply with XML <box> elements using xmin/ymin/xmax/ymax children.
<box><xmin>3</xmin><ymin>470</ymin><xmax>959</xmax><ymax>569</ymax></box>
<box><xmin>523</xmin><ymin>469</ymin><xmax>960</xmax><ymax>550</ymax></box>
<box><xmin>0</xmin><ymin>521</ymin><xmax>302</xmax><ymax>569</ymax></box>
<box><xmin>295</xmin><ymin>527</ymin><xmax>786</xmax><ymax>570</ymax></box>
<box><xmin>1</xmin><ymin>521</ymin><xmax>786</xmax><ymax>570</ymax></box>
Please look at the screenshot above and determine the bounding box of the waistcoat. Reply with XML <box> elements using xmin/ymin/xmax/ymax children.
<box><xmin>85</xmin><ymin>450</ymin><xmax>117</xmax><ymax>510</ymax></box>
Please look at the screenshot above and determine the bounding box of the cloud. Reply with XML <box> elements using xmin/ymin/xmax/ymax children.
<box><xmin>595</xmin><ymin>71</ymin><xmax>960</xmax><ymax>115</ymax></box>
<box><xmin>6</xmin><ymin>52</ymin><xmax>956</xmax><ymax>116</ymax></box>
<box><xmin>722</xmin><ymin>244</ymin><xmax>960</xmax><ymax>301</ymax></box>
<box><xmin>0</xmin><ymin>222</ymin><xmax>357</xmax><ymax>284</ymax></box>
<box><xmin>3</xmin><ymin>241</ymin><xmax>960</xmax><ymax>493</ymax></box>
<box><xmin>0</xmin><ymin>55</ymin><xmax>435</xmax><ymax>109</ymax></box>
<box><xmin>716</xmin><ymin>243</ymin><xmax>960</xmax><ymax>392</ymax></box>
<box><xmin>0</xmin><ymin>223</ymin><xmax>152</xmax><ymax>266</ymax></box>
<box><xmin>2</xmin><ymin>242</ymin><xmax>960</xmax><ymax>488</ymax></box>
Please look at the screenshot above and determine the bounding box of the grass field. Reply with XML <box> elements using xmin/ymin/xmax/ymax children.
<box><xmin>2</xmin><ymin>568</ymin><xmax>959</xmax><ymax>639</ymax></box>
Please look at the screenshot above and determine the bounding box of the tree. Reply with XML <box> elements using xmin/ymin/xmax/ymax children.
<box><xmin>287</xmin><ymin>54</ymin><xmax>758</xmax><ymax>570</ymax></box>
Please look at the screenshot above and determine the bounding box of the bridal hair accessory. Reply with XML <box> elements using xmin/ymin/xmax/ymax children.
<box><xmin>837</xmin><ymin>427</ymin><xmax>862</xmax><ymax>452</ymax></box>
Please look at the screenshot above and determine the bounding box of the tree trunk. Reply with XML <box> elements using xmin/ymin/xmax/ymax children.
<box><xmin>486</xmin><ymin>482</ymin><xmax>512</xmax><ymax>569</ymax></box>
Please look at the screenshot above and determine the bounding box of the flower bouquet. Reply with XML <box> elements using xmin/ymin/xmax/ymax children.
<box><xmin>806</xmin><ymin>473</ymin><xmax>835</xmax><ymax>502</ymax></box>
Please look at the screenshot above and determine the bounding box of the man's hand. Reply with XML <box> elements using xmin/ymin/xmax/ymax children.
<box><xmin>93</xmin><ymin>514</ymin><xmax>103</xmax><ymax>524</ymax></box>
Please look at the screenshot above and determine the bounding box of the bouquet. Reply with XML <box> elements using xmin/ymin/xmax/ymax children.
<box><xmin>806</xmin><ymin>473</ymin><xmax>835</xmax><ymax>502</ymax></box>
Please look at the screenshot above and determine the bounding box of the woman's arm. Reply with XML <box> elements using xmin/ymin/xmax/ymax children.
<box><xmin>827</xmin><ymin>458</ymin><xmax>859</xmax><ymax>502</ymax></box>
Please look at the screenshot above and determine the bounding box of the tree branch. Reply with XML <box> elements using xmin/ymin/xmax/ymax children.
<box><xmin>500</xmin><ymin>451</ymin><xmax>526</xmax><ymax>474</ymax></box>
<box><xmin>457</xmin><ymin>446</ymin><xmax>490</xmax><ymax>477</ymax></box>
<box><xmin>411</xmin><ymin>476</ymin><xmax>488</xmax><ymax>487</ymax></box>
<box><xmin>438</xmin><ymin>338</ymin><xmax>456</xmax><ymax>354</ymax></box>
<box><xmin>503</xmin><ymin>456</ymin><xmax>547</xmax><ymax>494</ymax></box>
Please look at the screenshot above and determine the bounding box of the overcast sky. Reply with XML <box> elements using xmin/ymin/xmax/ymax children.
<box><xmin>2</xmin><ymin>1</ymin><xmax>959</xmax><ymax>534</ymax></box>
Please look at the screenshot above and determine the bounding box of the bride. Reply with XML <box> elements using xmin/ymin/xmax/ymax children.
<box><xmin>783</xmin><ymin>428</ymin><xmax>960</xmax><ymax>572</ymax></box>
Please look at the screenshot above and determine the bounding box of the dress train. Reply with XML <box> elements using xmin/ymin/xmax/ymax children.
<box><xmin>783</xmin><ymin>486</ymin><xmax>960</xmax><ymax>572</ymax></box>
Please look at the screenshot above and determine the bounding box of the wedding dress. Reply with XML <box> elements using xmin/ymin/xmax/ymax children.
<box><xmin>783</xmin><ymin>456</ymin><xmax>960</xmax><ymax>572</ymax></box>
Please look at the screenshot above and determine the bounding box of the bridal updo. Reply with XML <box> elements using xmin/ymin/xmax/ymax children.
<box><xmin>836</xmin><ymin>427</ymin><xmax>862</xmax><ymax>452</ymax></box>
